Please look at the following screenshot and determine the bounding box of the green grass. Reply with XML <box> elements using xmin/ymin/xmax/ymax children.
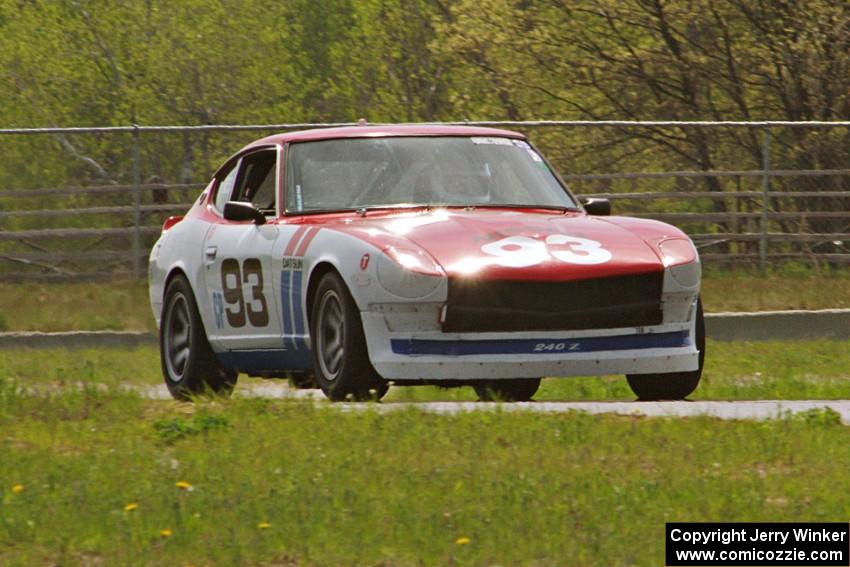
<box><xmin>0</xmin><ymin>281</ymin><xmax>153</xmax><ymax>332</ymax></box>
<box><xmin>2</xmin><ymin>267</ymin><xmax>850</xmax><ymax>333</ymax></box>
<box><xmin>3</xmin><ymin>339</ymin><xmax>850</xmax><ymax>401</ymax></box>
<box><xmin>700</xmin><ymin>266</ymin><xmax>850</xmax><ymax>312</ymax></box>
<box><xmin>0</xmin><ymin>384</ymin><xmax>847</xmax><ymax>566</ymax></box>
<box><xmin>2</xmin><ymin>338</ymin><xmax>848</xmax><ymax>564</ymax></box>
<box><xmin>0</xmin><ymin>347</ymin><xmax>162</xmax><ymax>388</ymax></box>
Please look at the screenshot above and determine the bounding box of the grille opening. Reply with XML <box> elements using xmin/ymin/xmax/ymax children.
<box><xmin>443</xmin><ymin>272</ymin><xmax>664</xmax><ymax>333</ymax></box>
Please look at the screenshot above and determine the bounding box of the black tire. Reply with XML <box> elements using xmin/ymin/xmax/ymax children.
<box><xmin>160</xmin><ymin>276</ymin><xmax>237</xmax><ymax>401</ymax></box>
<box><xmin>474</xmin><ymin>378</ymin><xmax>542</xmax><ymax>402</ymax></box>
<box><xmin>626</xmin><ymin>298</ymin><xmax>705</xmax><ymax>401</ymax></box>
<box><xmin>309</xmin><ymin>272</ymin><xmax>388</xmax><ymax>401</ymax></box>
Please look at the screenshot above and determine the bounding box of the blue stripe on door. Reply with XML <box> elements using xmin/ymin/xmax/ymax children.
<box><xmin>288</xmin><ymin>270</ymin><xmax>297</xmax><ymax>350</ymax></box>
<box><xmin>281</xmin><ymin>269</ymin><xmax>305</xmax><ymax>351</ymax></box>
<box><xmin>280</xmin><ymin>270</ymin><xmax>292</xmax><ymax>349</ymax></box>
<box><xmin>292</xmin><ymin>270</ymin><xmax>304</xmax><ymax>342</ymax></box>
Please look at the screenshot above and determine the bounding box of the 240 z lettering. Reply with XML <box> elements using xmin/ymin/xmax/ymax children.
<box><xmin>533</xmin><ymin>342</ymin><xmax>581</xmax><ymax>352</ymax></box>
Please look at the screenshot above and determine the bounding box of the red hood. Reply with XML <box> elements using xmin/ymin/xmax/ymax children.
<box><xmin>321</xmin><ymin>208</ymin><xmax>686</xmax><ymax>282</ymax></box>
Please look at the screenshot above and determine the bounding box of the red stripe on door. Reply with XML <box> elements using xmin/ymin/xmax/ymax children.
<box><xmin>283</xmin><ymin>226</ymin><xmax>309</xmax><ymax>256</ymax></box>
<box><xmin>294</xmin><ymin>227</ymin><xmax>320</xmax><ymax>257</ymax></box>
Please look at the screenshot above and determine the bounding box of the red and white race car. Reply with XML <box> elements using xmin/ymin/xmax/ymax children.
<box><xmin>149</xmin><ymin>124</ymin><xmax>704</xmax><ymax>402</ymax></box>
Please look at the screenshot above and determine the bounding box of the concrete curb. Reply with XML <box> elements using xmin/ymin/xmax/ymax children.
<box><xmin>705</xmin><ymin>309</ymin><xmax>850</xmax><ymax>341</ymax></box>
<box><xmin>2</xmin><ymin>309</ymin><xmax>850</xmax><ymax>349</ymax></box>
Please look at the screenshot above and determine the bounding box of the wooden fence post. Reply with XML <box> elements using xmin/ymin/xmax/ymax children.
<box><xmin>760</xmin><ymin>129</ymin><xmax>771</xmax><ymax>271</ymax></box>
<box><xmin>132</xmin><ymin>125</ymin><xmax>142</xmax><ymax>279</ymax></box>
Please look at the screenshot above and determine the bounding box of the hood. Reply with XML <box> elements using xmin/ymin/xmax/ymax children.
<box><xmin>330</xmin><ymin>208</ymin><xmax>676</xmax><ymax>282</ymax></box>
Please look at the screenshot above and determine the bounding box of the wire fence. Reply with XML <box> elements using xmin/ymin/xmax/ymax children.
<box><xmin>2</xmin><ymin>120</ymin><xmax>850</xmax><ymax>281</ymax></box>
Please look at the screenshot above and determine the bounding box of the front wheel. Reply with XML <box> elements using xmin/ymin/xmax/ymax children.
<box><xmin>310</xmin><ymin>272</ymin><xmax>388</xmax><ymax>401</ymax></box>
<box><xmin>474</xmin><ymin>378</ymin><xmax>542</xmax><ymax>402</ymax></box>
<box><xmin>626</xmin><ymin>299</ymin><xmax>705</xmax><ymax>401</ymax></box>
<box><xmin>160</xmin><ymin>276</ymin><xmax>237</xmax><ymax>400</ymax></box>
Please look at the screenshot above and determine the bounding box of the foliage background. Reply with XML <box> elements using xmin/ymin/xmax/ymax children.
<box><xmin>3</xmin><ymin>0</ymin><xmax>850</xmax><ymax>187</ymax></box>
<box><xmin>3</xmin><ymin>0</ymin><xmax>850</xmax><ymax>273</ymax></box>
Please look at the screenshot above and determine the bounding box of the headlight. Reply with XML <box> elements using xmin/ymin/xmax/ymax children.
<box><xmin>659</xmin><ymin>238</ymin><xmax>700</xmax><ymax>287</ymax></box>
<box><xmin>376</xmin><ymin>246</ymin><xmax>444</xmax><ymax>298</ymax></box>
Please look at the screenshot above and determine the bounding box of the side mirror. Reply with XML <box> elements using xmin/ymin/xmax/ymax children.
<box><xmin>582</xmin><ymin>197</ymin><xmax>611</xmax><ymax>216</ymax></box>
<box><xmin>223</xmin><ymin>201</ymin><xmax>266</xmax><ymax>225</ymax></box>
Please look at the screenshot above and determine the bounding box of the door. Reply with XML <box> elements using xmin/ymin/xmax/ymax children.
<box><xmin>203</xmin><ymin>148</ymin><xmax>283</xmax><ymax>352</ymax></box>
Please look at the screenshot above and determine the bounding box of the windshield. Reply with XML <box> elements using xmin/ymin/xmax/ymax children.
<box><xmin>285</xmin><ymin>136</ymin><xmax>577</xmax><ymax>212</ymax></box>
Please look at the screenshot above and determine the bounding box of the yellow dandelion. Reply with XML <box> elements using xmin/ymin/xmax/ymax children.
<box><xmin>455</xmin><ymin>536</ymin><xmax>471</xmax><ymax>545</ymax></box>
<box><xmin>257</xmin><ymin>522</ymin><xmax>272</xmax><ymax>530</ymax></box>
<box><xmin>124</xmin><ymin>503</ymin><xmax>138</xmax><ymax>512</ymax></box>
<box><xmin>175</xmin><ymin>481</ymin><xmax>193</xmax><ymax>490</ymax></box>
<box><xmin>11</xmin><ymin>484</ymin><xmax>24</xmax><ymax>494</ymax></box>
<box><xmin>160</xmin><ymin>528</ymin><xmax>173</xmax><ymax>538</ymax></box>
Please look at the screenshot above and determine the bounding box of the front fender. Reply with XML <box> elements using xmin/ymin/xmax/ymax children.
<box><xmin>302</xmin><ymin>228</ymin><xmax>448</xmax><ymax>314</ymax></box>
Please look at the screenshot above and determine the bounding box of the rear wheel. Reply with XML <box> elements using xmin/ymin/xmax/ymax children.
<box><xmin>474</xmin><ymin>378</ymin><xmax>541</xmax><ymax>402</ymax></box>
<box><xmin>160</xmin><ymin>276</ymin><xmax>237</xmax><ymax>400</ymax></box>
<box><xmin>310</xmin><ymin>272</ymin><xmax>388</xmax><ymax>401</ymax></box>
<box><xmin>626</xmin><ymin>299</ymin><xmax>705</xmax><ymax>401</ymax></box>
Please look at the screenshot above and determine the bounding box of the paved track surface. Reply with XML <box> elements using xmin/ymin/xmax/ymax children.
<box><xmin>131</xmin><ymin>383</ymin><xmax>850</xmax><ymax>424</ymax></box>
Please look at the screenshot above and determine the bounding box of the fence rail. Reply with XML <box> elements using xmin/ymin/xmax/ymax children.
<box><xmin>565</xmin><ymin>168</ymin><xmax>850</xmax><ymax>182</ymax></box>
<box><xmin>0</xmin><ymin>226</ymin><xmax>162</xmax><ymax>241</ymax></box>
<box><xmin>3</xmin><ymin>120</ymin><xmax>850</xmax><ymax>281</ymax></box>
<box><xmin>4</xmin><ymin>119</ymin><xmax>850</xmax><ymax>136</ymax></box>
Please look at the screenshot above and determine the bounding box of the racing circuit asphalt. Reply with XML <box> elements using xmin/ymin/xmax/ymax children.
<box><xmin>129</xmin><ymin>383</ymin><xmax>850</xmax><ymax>425</ymax></box>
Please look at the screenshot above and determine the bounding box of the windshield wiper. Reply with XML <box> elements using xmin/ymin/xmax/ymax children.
<box><xmin>311</xmin><ymin>203</ymin><xmax>581</xmax><ymax>216</ymax></box>
<box><xmin>470</xmin><ymin>204</ymin><xmax>581</xmax><ymax>213</ymax></box>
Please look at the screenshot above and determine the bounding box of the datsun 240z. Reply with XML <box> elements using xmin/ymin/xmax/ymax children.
<box><xmin>149</xmin><ymin>125</ymin><xmax>704</xmax><ymax>402</ymax></box>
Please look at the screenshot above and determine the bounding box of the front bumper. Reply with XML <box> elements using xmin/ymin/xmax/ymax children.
<box><xmin>361</xmin><ymin>307</ymin><xmax>700</xmax><ymax>381</ymax></box>
<box><xmin>362</xmin><ymin>264</ymin><xmax>701</xmax><ymax>381</ymax></box>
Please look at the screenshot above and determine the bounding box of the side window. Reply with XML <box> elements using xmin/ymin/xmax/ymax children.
<box><xmin>233</xmin><ymin>150</ymin><xmax>277</xmax><ymax>212</ymax></box>
<box><xmin>214</xmin><ymin>162</ymin><xmax>240</xmax><ymax>213</ymax></box>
